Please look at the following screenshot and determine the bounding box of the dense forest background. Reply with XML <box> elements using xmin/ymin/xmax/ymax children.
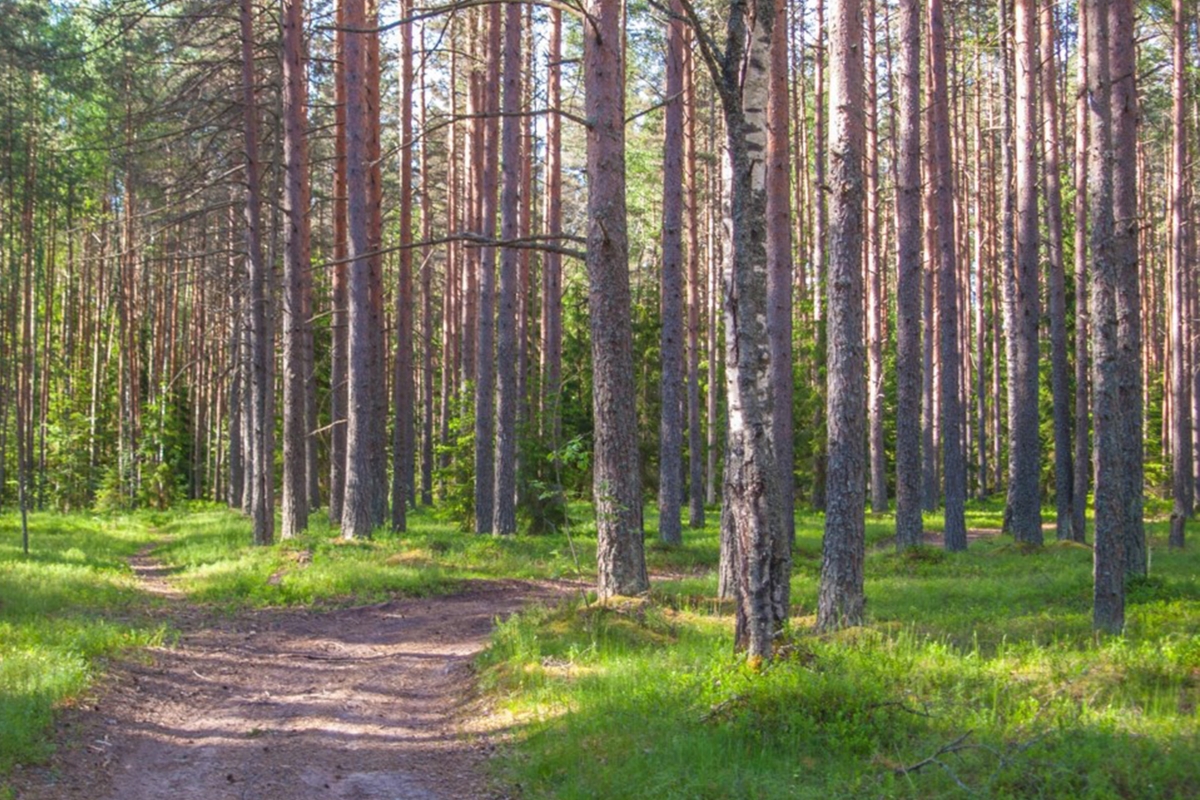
<box><xmin>0</xmin><ymin>0</ymin><xmax>1196</xmax><ymax>635</ymax></box>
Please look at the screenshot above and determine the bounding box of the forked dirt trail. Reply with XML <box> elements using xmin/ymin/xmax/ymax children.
<box><xmin>15</xmin><ymin>546</ymin><xmax>567</xmax><ymax>800</ymax></box>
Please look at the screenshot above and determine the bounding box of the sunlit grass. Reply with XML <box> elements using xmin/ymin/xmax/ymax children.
<box><xmin>0</xmin><ymin>513</ymin><xmax>167</xmax><ymax>775</ymax></box>
<box><xmin>478</xmin><ymin>500</ymin><xmax>1200</xmax><ymax>799</ymax></box>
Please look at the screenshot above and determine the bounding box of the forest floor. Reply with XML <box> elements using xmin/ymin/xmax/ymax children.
<box><xmin>10</xmin><ymin>541</ymin><xmax>569</xmax><ymax>800</ymax></box>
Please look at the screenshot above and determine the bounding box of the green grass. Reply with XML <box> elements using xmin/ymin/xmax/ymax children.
<box><xmin>0</xmin><ymin>513</ymin><xmax>167</xmax><ymax>774</ymax></box>
<box><xmin>3</xmin><ymin>499</ymin><xmax>1198</xmax><ymax>799</ymax></box>
<box><xmin>478</xmin><ymin>501</ymin><xmax>1200</xmax><ymax>799</ymax></box>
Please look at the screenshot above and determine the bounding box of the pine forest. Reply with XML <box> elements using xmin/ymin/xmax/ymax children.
<box><xmin>1</xmin><ymin>0</ymin><xmax>1199</xmax><ymax>796</ymax></box>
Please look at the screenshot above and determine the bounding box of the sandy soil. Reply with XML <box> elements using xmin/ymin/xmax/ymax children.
<box><xmin>12</xmin><ymin>546</ymin><xmax>568</xmax><ymax>800</ymax></box>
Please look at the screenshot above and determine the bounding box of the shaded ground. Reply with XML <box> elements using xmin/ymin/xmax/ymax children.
<box><xmin>13</xmin><ymin>544</ymin><xmax>568</xmax><ymax>800</ymax></box>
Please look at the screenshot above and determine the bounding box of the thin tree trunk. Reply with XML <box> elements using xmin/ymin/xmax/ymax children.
<box><xmin>392</xmin><ymin>0</ymin><xmax>414</xmax><ymax>533</ymax></box>
<box><xmin>494</xmin><ymin>0</ymin><xmax>521</xmax><ymax>535</ymax></box>
<box><xmin>767</xmin><ymin>0</ymin><xmax>795</xmax><ymax>540</ymax></box>
<box><xmin>1168</xmin><ymin>0</ymin><xmax>1190</xmax><ymax>548</ymax></box>
<box><xmin>281</xmin><ymin>0</ymin><xmax>311</xmax><ymax>539</ymax></box>
<box><xmin>1073</xmin><ymin>1</ymin><xmax>1090</xmax><ymax>543</ymax></box>
<box><xmin>1109</xmin><ymin>0</ymin><xmax>1144</xmax><ymax>577</ymax></box>
<box><xmin>865</xmin><ymin>0</ymin><xmax>887</xmax><ymax>514</ymax></box>
<box><xmin>659</xmin><ymin>0</ymin><xmax>686</xmax><ymax>546</ymax></box>
<box><xmin>1042</xmin><ymin>0</ymin><xmax>1073</xmax><ymax>541</ymax></box>
<box><xmin>341</xmin><ymin>0</ymin><xmax>385</xmax><ymax>539</ymax></box>
<box><xmin>895</xmin><ymin>0</ymin><xmax>923</xmax><ymax>549</ymax></box>
<box><xmin>684</xmin><ymin>34</ymin><xmax>705</xmax><ymax>530</ymax></box>
<box><xmin>329</xmin><ymin>3</ymin><xmax>349</xmax><ymax>524</ymax></box>
<box><xmin>240</xmin><ymin>0</ymin><xmax>273</xmax><ymax>546</ymax></box>
<box><xmin>1009</xmin><ymin>0</ymin><xmax>1042</xmax><ymax>546</ymax></box>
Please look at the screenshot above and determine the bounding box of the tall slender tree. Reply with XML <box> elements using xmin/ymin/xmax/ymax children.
<box><xmin>281</xmin><ymin>0</ymin><xmax>311</xmax><ymax>540</ymax></box>
<box><xmin>239</xmin><ymin>0</ymin><xmax>272</xmax><ymax>546</ymax></box>
<box><xmin>818</xmin><ymin>0</ymin><xmax>866</xmax><ymax>627</ymax></box>
<box><xmin>894</xmin><ymin>0</ymin><xmax>923</xmax><ymax>550</ymax></box>
<box><xmin>585</xmin><ymin>0</ymin><xmax>649</xmax><ymax>597</ymax></box>
<box><xmin>1009</xmin><ymin>0</ymin><xmax>1042</xmax><ymax>546</ymax></box>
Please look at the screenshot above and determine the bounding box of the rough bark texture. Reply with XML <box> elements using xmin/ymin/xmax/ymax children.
<box><xmin>865</xmin><ymin>0</ymin><xmax>886</xmax><ymax>515</ymax></box>
<box><xmin>239</xmin><ymin>0</ymin><xmax>272</xmax><ymax>547</ymax></box>
<box><xmin>706</xmin><ymin>0</ymin><xmax>792</xmax><ymax>657</ymax></box>
<box><xmin>894</xmin><ymin>0</ymin><xmax>923</xmax><ymax>550</ymax></box>
<box><xmin>684</xmin><ymin>40</ymin><xmax>705</xmax><ymax>530</ymax></box>
<box><xmin>818</xmin><ymin>0</ymin><xmax>866</xmax><ymax>629</ymax></box>
<box><xmin>658</xmin><ymin>0</ymin><xmax>685</xmax><ymax>547</ymax></box>
<box><xmin>1109</xmin><ymin>0</ymin><xmax>1145</xmax><ymax>577</ymax></box>
<box><xmin>392</xmin><ymin>0</ymin><xmax>414</xmax><ymax>533</ymax></box>
<box><xmin>766</xmin><ymin>0</ymin><xmax>795</xmax><ymax>542</ymax></box>
<box><xmin>929</xmin><ymin>0</ymin><xmax>966</xmax><ymax>550</ymax></box>
<box><xmin>1041</xmin><ymin>0</ymin><xmax>1073</xmax><ymax>542</ymax></box>
<box><xmin>281</xmin><ymin>0</ymin><xmax>310</xmax><ymax>540</ymax></box>
<box><xmin>1009</xmin><ymin>0</ymin><xmax>1042</xmax><ymax>546</ymax></box>
<box><xmin>1072</xmin><ymin>2</ymin><xmax>1090</xmax><ymax>543</ymax></box>
<box><xmin>1087</xmin><ymin>0</ymin><xmax>1123</xmax><ymax>632</ymax></box>
<box><xmin>340</xmin><ymin>0</ymin><xmax>384</xmax><ymax>539</ymax></box>
<box><xmin>1168</xmin><ymin>0</ymin><xmax>1190</xmax><ymax>548</ymax></box>
<box><xmin>541</xmin><ymin>7</ymin><xmax>563</xmax><ymax>485</ymax></box>
<box><xmin>585</xmin><ymin>0</ymin><xmax>649</xmax><ymax>598</ymax></box>
<box><xmin>494</xmin><ymin>0</ymin><xmax>521</xmax><ymax>535</ymax></box>
<box><xmin>328</xmin><ymin>3</ymin><xmax>349</xmax><ymax>524</ymax></box>
<box><xmin>474</xmin><ymin>5</ymin><xmax>501</xmax><ymax>535</ymax></box>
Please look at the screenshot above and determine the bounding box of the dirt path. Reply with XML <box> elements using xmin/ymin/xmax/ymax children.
<box><xmin>14</xmin><ymin>545</ymin><xmax>568</xmax><ymax>800</ymax></box>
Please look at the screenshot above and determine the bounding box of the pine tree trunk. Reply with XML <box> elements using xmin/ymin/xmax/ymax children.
<box><xmin>1072</xmin><ymin>2</ymin><xmax>1090</xmax><ymax>543</ymax></box>
<box><xmin>1042</xmin><ymin>0</ymin><xmax>1073</xmax><ymax>542</ymax></box>
<box><xmin>329</xmin><ymin>3</ymin><xmax>349</xmax><ymax>524</ymax></box>
<box><xmin>766</xmin><ymin>0</ymin><xmax>795</xmax><ymax>540</ymax></box>
<box><xmin>894</xmin><ymin>0</ymin><xmax>924</xmax><ymax>549</ymax></box>
<box><xmin>1168</xmin><ymin>0</ymin><xmax>1190</xmax><ymax>548</ymax></box>
<box><xmin>1009</xmin><ymin>0</ymin><xmax>1042</xmax><ymax>546</ymax></box>
<box><xmin>493</xmin><ymin>0</ymin><xmax>521</xmax><ymax>535</ymax></box>
<box><xmin>392</xmin><ymin>0</ymin><xmax>415</xmax><ymax>533</ymax></box>
<box><xmin>340</xmin><ymin>0</ymin><xmax>384</xmax><ymax>539</ymax></box>
<box><xmin>818</xmin><ymin>0</ymin><xmax>866</xmax><ymax>628</ymax></box>
<box><xmin>281</xmin><ymin>0</ymin><xmax>311</xmax><ymax>539</ymax></box>
<box><xmin>658</xmin><ymin>0</ymin><xmax>686</xmax><ymax>546</ymax></box>
<box><xmin>684</xmin><ymin>38</ymin><xmax>705</xmax><ymax>530</ymax></box>
<box><xmin>1109</xmin><ymin>0</ymin><xmax>1145</xmax><ymax>577</ymax></box>
<box><xmin>240</xmin><ymin>0</ymin><xmax>273</xmax><ymax>546</ymax></box>
<box><xmin>585</xmin><ymin>0</ymin><xmax>649</xmax><ymax>598</ymax></box>
<box><xmin>865</xmin><ymin>0</ymin><xmax>887</xmax><ymax>515</ymax></box>
<box><xmin>1087</xmin><ymin>0</ymin><xmax>1123</xmax><ymax>632</ymax></box>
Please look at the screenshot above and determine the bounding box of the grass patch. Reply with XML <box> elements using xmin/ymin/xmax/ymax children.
<box><xmin>0</xmin><ymin>513</ymin><xmax>167</xmax><ymax>776</ymax></box>
<box><xmin>478</xmin><ymin>501</ymin><xmax>1200</xmax><ymax>798</ymax></box>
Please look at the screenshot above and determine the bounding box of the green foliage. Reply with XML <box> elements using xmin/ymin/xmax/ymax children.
<box><xmin>0</xmin><ymin>513</ymin><xmax>165</xmax><ymax>777</ymax></box>
<box><xmin>478</xmin><ymin>503</ymin><xmax>1200</xmax><ymax>799</ymax></box>
<box><xmin>434</xmin><ymin>388</ymin><xmax>476</xmax><ymax>531</ymax></box>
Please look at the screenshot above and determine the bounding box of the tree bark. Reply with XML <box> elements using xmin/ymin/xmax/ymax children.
<box><xmin>494</xmin><ymin>0</ymin><xmax>521</xmax><ymax>535</ymax></box>
<box><xmin>894</xmin><ymin>0</ymin><xmax>923</xmax><ymax>549</ymax></box>
<box><xmin>1109</xmin><ymin>0</ymin><xmax>1145</xmax><ymax>577</ymax></box>
<box><xmin>329</xmin><ymin>1</ymin><xmax>349</xmax><ymax>524</ymax></box>
<box><xmin>865</xmin><ymin>0</ymin><xmax>886</xmax><ymax>514</ymax></box>
<box><xmin>281</xmin><ymin>0</ymin><xmax>311</xmax><ymax>539</ymax></box>
<box><xmin>340</xmin><ymin>0</ymin><xmax>385</xmax><ymax>539</ymax></box>
<box><xmin>1168</xmin><ymin>0</ymin><xmax>1190</xmax><ymax>548</ymax></box>
<box><xmin>1087</xmin><ymin>0</ymin><xmax>1123</xmax><ymax>632</ymax></box>
<box><xmin>240</xmin><ymin>0</ymin><xmax>273</xmax><ymax>546</ymax></box>
<box><xmin>392</xmin><ymin>0</ymin><xmax>415</xmax><ymax>533</ymax></box>
<box><xmin>1041</xmin><ymin>0</ymin><xmax>1073</xmax><ymax>542</ymax></box>
<box><xmin>1072</xmin><ymin>0</ymin><xmax>1090</xmax><ymax>543</ymax></box>
<box><xmin>1009</xmin><ymin>0</ymin><xmax>1042</xmax><ymax>546</ymax></box>
<box><xmin>585</xmin><ymin>0</ymin><xmax>649</xmax><ymax>597</ymax></box>
<box><xmin>818</xmin><ymin>0</ymin><xmax>866</xmax><ymax>628</ymax></box>
<box><xmin>766</xmin><ymin>0</ymin><xmax>795</xmax><ymax>541</ymax></box>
